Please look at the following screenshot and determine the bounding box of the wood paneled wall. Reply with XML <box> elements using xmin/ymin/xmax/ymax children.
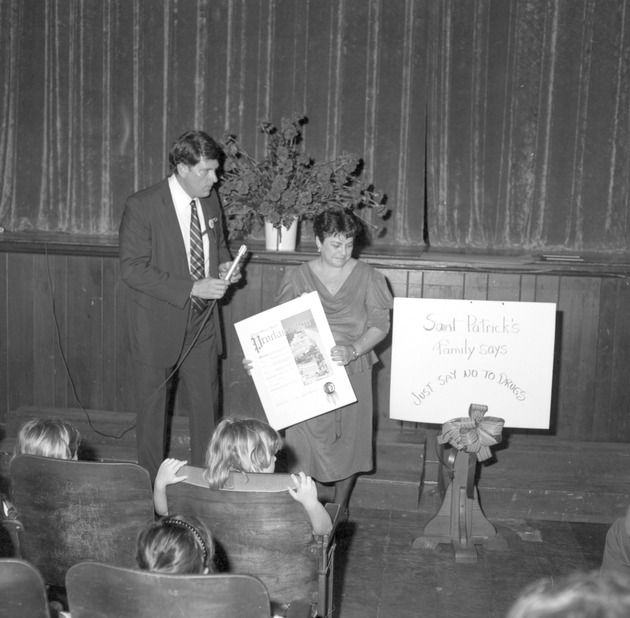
<box><xmin>2</xmin><ymin>238</ymin><xmax>630</xmax><ymax>443</ymax></box>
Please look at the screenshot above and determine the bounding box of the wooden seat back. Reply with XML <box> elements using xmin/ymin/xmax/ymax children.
<box><xmin>9</xmin><ymin>454</ymin><xmax>154</xmax><ymax>587</ymax></box>
<box><xmin>167</xmin><ymin>467</ymin><xmax>335</xmax><ymax>613</ymax></box>
<box><xmin>0</xmin><ymin>558</ymin><xmax>51</xmax><ymax>618</ymax></box>
<box><xmin>66</xmin><ymin>561</ymin><xmax>271</xmax><ymax>618</ymax></box>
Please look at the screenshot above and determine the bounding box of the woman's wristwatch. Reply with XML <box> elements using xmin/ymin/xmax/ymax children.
<box><xmin>351</xmin><ymin>345</ymin><xmax>359</xmax><ymax>360</ymax></box>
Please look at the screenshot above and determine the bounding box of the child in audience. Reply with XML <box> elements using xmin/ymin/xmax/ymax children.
<box><xmin>12</xmin><ymin>417</ymin><xmax>81</xmax><ymax>460</ymax></box>
<box><xmin>3</xmin><ymin>418</ymin><xmax>82</xmax><ymax>617</ymax></box>
<box><xmin>136</xmin><ymin>514</ymin><xmax>215</xmax><ymax>574</ymax></box>
<box><xmin>153</xmin><ymin>417</ymin><xmax>333</xmax><ymax>535</ymax></box>
<box><xmin>137</xmin><ymin>513</ymin><xmax>289</xmax><ymax>618</ymax></box>
<box><xmin>2</xmin><ymin>418</ymin><xmax>81</xmax><ymax>518</ymax></box>
<box><xmin>601</xmin><ymin>504</ymin><xmax>630</xmax><ymax>576</ymax></box>
<box><xmin>506</xmin><ymin>570</ymin><xmax>630</xmax><ymax>618</ymax></box>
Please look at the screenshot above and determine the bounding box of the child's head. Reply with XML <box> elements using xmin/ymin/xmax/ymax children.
<box><xmin>203</xmin><ymin>417</ymin><xmax>282</xmax><ymax>489</ymax></box>
<box><xmin>506</xmin><ymin>570</ymin><xmax>630</xmax><ymax>618</ymax></box>
<box><xmin>13</xmin><ymin>417</ymin><xmax>81</xmax><ymax>460</ymax></box>
<box><xmin>136</xmin><ymin>515</ymin><xmax>214</xmax><ymax>575</ymax></box>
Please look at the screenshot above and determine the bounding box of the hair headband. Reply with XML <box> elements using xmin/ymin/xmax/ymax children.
<box><xmin>162</xmin><ymin>518</ymin><xmax>209</xmax><ymax>563</ymax></box>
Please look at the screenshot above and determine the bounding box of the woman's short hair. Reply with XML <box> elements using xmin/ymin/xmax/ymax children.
<box><xmin>13</xmin><ymin>417</ymin><xmax>81</xmax><ymax>460</ymax></box>
<box><xmin>313</xmin><ymin>207</ymin><xmax>363</xmax><ymax>244</ymax></box>
<box><xmin>203</xmin><ymin>417</ymin><xmax>282</xmax><ymax>489</ymax></box>
<box><xmin>506</xmin><ymin>570</ymin><xmax>630</xmax><ymax>618</ymax></box>
<box><xmin>136</xmin><ymin>515</ymin><xmax>214</xmax><ymax>575</ymax></box>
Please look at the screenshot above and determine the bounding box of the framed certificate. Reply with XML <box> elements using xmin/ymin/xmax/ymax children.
<box><xmin>234</xmin><ymin>292</ymin><xmax>357</xmax><ymax>429</ymax></box>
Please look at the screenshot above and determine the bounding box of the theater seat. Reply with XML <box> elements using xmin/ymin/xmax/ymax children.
<box><xmin>66</xmin><ymin>561</ymin><xmax>271</xmax><ymax>618</ymax></box>
<box><xmin>167</xmin><ymin>467</ymin><xmax>340</xmax><ymax>618</ymax></box>
<box><xmin>0</xmin><ymin>558</ymin><xmax>51</xmax><ymax>618</ymax></box>
<box><xmin>9</xmin><ymin>455</ymin><xmax>154</xmax><ymax>588</ymax></box>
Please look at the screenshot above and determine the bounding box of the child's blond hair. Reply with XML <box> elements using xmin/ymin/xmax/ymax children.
<box><xmin>203</xmin><ymin>418</ymin><xmax>282</xmax><ymax>489</ymax></box>
<box><xmin>13</xmin><ymin>417</ymin><xmax>80</xmax><ymax>460</ymax></box>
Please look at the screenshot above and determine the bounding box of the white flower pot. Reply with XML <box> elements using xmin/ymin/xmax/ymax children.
<box><xmin>264</xmin><ymin>219</ymin><xmax>298</xmax><ymax>251</ymax></box>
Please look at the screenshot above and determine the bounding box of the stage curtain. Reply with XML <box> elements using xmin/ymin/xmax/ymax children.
<box><xmin>1</xmin><ymin>0</ymin><xmax>629</xmax><ymax>252</ymax></box>
<box><xmin>426</xmin><ymin>0</ymin><xmax>630</xmax><ymax>251</ymax></box>
<box><xmin>0</xmin><ymin>0</ymin><xmax>427</xmax><ymax>247</ymax></box>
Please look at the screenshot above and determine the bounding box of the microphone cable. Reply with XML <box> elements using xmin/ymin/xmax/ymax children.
<box><xmin>43</xmin><ymin>243</ymin><xmax>246</xmax><ymax>440</ymax></box>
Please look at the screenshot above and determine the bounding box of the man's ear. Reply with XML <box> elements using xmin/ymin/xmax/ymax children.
<box><xmin>177</xmin><ymin>162</ymin><xmax>189</xmax><ymax>177</ymax></box>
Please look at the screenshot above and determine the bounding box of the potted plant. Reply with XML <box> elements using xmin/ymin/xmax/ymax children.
<box><xmin>218</xmin><ymin>115</ymin><xmax>388</xmax><ymax>250</ymax></box>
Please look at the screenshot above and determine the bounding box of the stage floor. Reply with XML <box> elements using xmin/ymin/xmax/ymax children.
<box><xmin>333</xmin><ymin>506</ymin><xmax>607</xmax><ymax>618</ymax></box>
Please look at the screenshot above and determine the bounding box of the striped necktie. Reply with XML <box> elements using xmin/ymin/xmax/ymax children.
<box><xmin>189</xmin><ymin>200</ymin><xmax>207</xmax><ymax>313</ymax></box>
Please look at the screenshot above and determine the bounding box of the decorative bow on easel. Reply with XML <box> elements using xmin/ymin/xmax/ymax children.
<box><xmin>437</xmin><ymin>404</ymin><xmax>505</xmax><ymax>462</ymax></box>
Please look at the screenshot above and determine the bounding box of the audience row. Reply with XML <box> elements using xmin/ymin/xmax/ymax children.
<box><xmin>2</xmin><ymin>415</ymin><xmax>630</xmax><ymax>617</ymax></box>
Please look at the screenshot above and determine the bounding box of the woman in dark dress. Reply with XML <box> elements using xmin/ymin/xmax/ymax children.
<box><xmin>274</xmin><ymin>208</ymin><xmax>393</xmax><ymax>516</ymax></box>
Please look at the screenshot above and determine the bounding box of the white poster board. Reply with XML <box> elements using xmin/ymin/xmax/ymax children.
<box><xmin>389</xmin><ymin>298</ymin><xmax>556</xmax><ymax>429</ymax></box>
<box><xmin>235</xmin><ymin>292</ymin><xmax>357</xmax><ymax>430</ymax></box>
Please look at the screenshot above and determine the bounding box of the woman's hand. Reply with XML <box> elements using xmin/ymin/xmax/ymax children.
<box><xmin>331</xmin><ymin>344</ymin><xmax>357</xmax><ymax>366</ymax></box>
<box><xmin>242</xmin><ymin>358</ymin><xmax>254</xmax><ymax>375</ymax></box>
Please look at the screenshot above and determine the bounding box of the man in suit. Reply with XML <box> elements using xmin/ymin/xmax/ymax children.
<box><xmin>119</xmin><ymin>130</ymin><xmax>240</xmax><ymax>482</ymax></box>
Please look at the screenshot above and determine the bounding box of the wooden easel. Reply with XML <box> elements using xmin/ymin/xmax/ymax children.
<box><xmin>412</xmin><ymin>404</ymin><xmax>502</xmax><ymax>563</ymax></box>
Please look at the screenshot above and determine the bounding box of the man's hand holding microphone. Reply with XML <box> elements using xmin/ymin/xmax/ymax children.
<box><xmin>192</xmin><ymin>245</ymin><xmax>247</xmax><ymax>300</ymax></box>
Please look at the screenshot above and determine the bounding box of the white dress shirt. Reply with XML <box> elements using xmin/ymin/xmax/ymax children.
<box><xmin>169</xmin><ymin>174</ymin><xmax>210</xmax><ymax>277</ymax></box>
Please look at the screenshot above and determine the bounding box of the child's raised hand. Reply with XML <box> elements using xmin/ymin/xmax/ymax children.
<box><xmin>288</xmin><ymin>471</ymin><xmax>318</xmax><ymax>507</ymax></box>
<box><xmin>155</xmin><ymin>458</ymin><xmax>188</xmax><ymax>490</ymax></box>
<box><xmin>288</xmin><ymin>471</ymin><xmax>333</xmax><ymax>536</ymax></box>
<box><xmin>152</xmin><ymin>459</ymin><xmax>187</xmax><ymax>517</ymax></box>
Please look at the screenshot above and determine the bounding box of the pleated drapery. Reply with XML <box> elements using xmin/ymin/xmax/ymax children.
<box><xmin>0</xmin><ymin>0</ymin><xmax>629</xmax><ymax>252</ymax></box>
<box><xmin>426</xmin><ymin>0</ymin><xmax>630</xmax><ymax>252</ymax></box>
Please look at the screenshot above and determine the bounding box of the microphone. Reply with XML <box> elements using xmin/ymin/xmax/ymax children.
<box><xmin>224</xmin><ymin>245</ymin><xmax>247</xmax><ymax>282</ymax></box>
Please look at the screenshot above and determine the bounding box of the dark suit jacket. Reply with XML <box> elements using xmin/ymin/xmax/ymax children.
<box><xmin>119</xmin><ymin>178</ymin><xmax>231</xmax><ymax>368</ymax></box>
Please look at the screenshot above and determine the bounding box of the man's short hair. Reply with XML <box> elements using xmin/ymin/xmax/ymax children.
<box><xmin>169</xmin><ymin>131</ymin><xmax>224</xmax><ymax>173</ymax></box>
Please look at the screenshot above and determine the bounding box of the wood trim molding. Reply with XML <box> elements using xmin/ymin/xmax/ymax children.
<box><xmin>2</xmin><ymin>232</ymin><xmax>630</xmax><ymax>277</ymax></box>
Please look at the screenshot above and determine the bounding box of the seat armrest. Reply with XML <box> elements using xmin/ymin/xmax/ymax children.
<box><xmin>312</xmin><ymin>503</ymin><xmax>340</xmax><ymax>555</ymax></box>
<box><xmin>312</xmin><ymin>503</ymin><xmax>340</xmax><ymax>618</ymax></box>
<box><xmin>311</xmin><ymin>502</ymin><xmax>340</xmax><ymax>565</ymax></box>
<box><xmin>323</xmin><ymin>503</ymin><xmax>341</xmax><ymax>540</ymax></box>
<box><xmin>284</xmin><ymin>599</ymin><xmax>313</xmax><ymax>618</ymax></box>
<box><xmin>0</xmin><ymin>514</ymin><xmax>24</xmax><ymax>557</ymax></box>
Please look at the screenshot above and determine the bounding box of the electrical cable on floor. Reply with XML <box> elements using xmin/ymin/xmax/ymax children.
<box><xmin>44</xmin><ymin>242</ymin><xmax>217</xmax><ymax>440</ymax></box>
